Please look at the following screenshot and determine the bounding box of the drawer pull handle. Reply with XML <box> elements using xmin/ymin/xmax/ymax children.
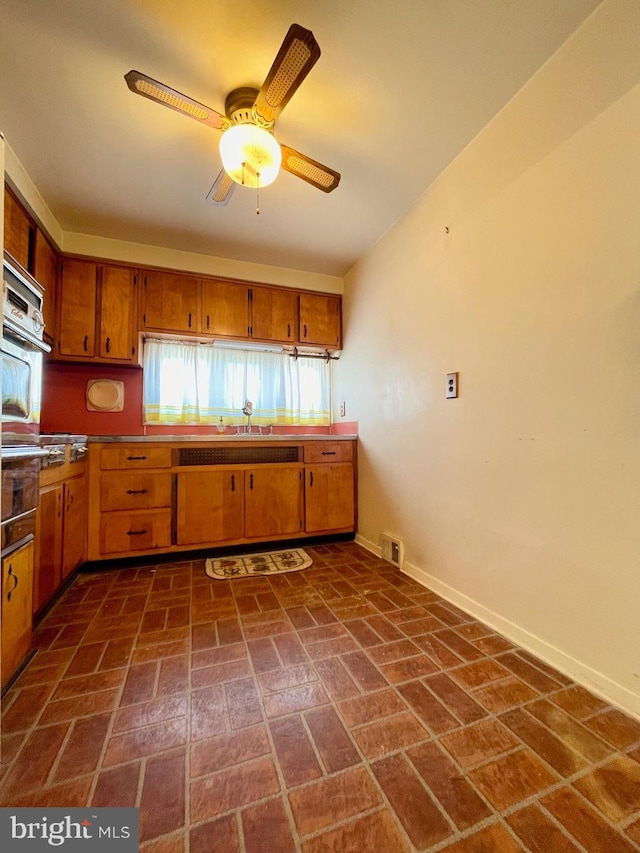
<box><xmin>7</xmin><ymin>565</ymin><xmax>18</xmax><ymax>600</ymax></box>
<box><xmin>126</xmin><ymin>489</ymin><xmax>149</xmax><ymax>495</ymax></box>
<box><xmin>126</xmin><ymin>529</ymin><xmax>148</xmax><ymax>536</ymax></box>
<box><xmin>249</xmin><ymin>473</ymin><xmax>254</xmax><ymax>490</ymax></box>
<box><xmin>188</xmin><ymin>312</ymin><xmax>192</xmax><ymax>328</ymax></box>
<box><xmin>321</xmin><ymin>451</ymin><xmax>336</xmax><ymax>456</ymax></box>
<box><xmin>309</xmin><ymin>471</ymin><xmax>314</xmax><ymax>487</ymax></box>
<box><xmin>105</xmin><ymin>336</ymin><xmax>111</xmax><ymax>353</ymax></box>
<box><xmin>126</xmin><ymin>455</ymin><xmax>148</xmax><ymax>461</ymax></box>
<box><xmin>231</xmin><ymin>474</ymin><xmax>235</xmax><ymax>492</ymax></box>
<box><xmin>83</xmin><ymin>335</ymin><xmax>89</xmax><ymax>352</ymax></box>
<box><xmin>206</xmin><ymin>315</ymin><xmax>210</xmax><ymax>330</ymax></box>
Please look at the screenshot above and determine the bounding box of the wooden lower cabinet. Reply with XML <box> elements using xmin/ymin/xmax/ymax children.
<box><xmin>34</xmin><ymin>483</ymin><xmax>64</xmax><ymax>613</ymax></box>
<box><xmin>245</xmin><ymin>466</ymin><xmax>303</xmax><ymax>539</ymax></box>
<box><xmin>88</xmin><ymin>440</ymin><xmax>356</xmax><ymax>559</ymax></box>
<box><xmin>62</xmin><ymin>476</ymin><xmax>88</xmax><ymax>580</ymax></box>
<box><xmin>2</xmin><ymin>541</ymin><xmax>34</xmax><ymax>688</ymax></box>
<box><xmin>99</xmin><ymin>510</ymin><xmax>172</xmax><ymax>555</ymax></box>
<box><xmin>305</xmin><ymin>463</ymin><xmax>355</xmax><ymax>533</ymax></box>
<box><xmin>34</xmin><ymin>463</ymin><xmax>88</xmax><ymax>616</ymax></box>
<box><xmin>177</xmin><ymin>470</ymin><xmax>244</xmax><ymax>545</ymax></box>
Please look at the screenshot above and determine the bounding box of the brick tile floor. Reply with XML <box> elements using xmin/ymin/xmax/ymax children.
<box><xmin>2</xmin><ymin>541</ymin><xmax>640</xmax><ymax>851</ymax></box>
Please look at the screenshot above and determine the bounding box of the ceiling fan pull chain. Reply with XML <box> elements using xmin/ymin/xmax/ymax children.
<box><xmin>256</xmin><ymin>173</ymin><xmax>261</xmax><ymax>215</ymax></box>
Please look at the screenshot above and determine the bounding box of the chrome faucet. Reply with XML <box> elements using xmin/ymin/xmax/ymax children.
<box><xmin>242</xmin><ymin>400</ymin><xmax>253</xmax><ymax>434</ymax></box>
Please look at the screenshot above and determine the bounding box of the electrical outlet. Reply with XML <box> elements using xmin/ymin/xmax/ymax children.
<box><xmin>340</xmin><ymin>401</ymin><xmax>346</xmax><ymax>417</ymax></box>
<box><xmin>446</xmin><ymin>372</ymin><xmax>458</xmax><ymax>398</ymax></box>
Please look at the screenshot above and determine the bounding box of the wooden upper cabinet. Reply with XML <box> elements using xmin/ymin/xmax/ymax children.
<box><xmin>99</xmin><ymin>265</ymin><xmax>137</xmax><ymax>360</ymax></box>
<box><xmin>202</xmin><ymin>279</ymin><xmax>249</xmax><ymax>337</ymax></box>
<box><xmin>4</xmin><ymin>187</ymin><xmax>33</xmax><ymax>271</ymax></box>
<box><xmin>299</xmin><ymin>293</ymin><xmax>342</xmax><ymax>348</ymax></box>
<box><xmin>57</xmin><ymin>259</ymin><xmax>97</xmax><ymax>357</ymax></box>
<box><xmin>252</xmin><ymin>287</ymin><xmax>298</xmax><ymax>343</ymax></box>
<box><xmin>34</xmin><ymin>229</ymin><xmax>57</xmax><ymax>343</ymax></box>
<box><xmin>57</xmin><ymin>259</ymin><xmax>138</xmax><ymax>364</ymax></box>
<box><xmin>141</xmin><ymin>270</ymin><xmax>200</xmax><ymax>334</ymax></box>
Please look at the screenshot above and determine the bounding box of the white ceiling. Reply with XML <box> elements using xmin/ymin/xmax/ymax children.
<box><xmin>0</xmin><ymin>0</ymin><xmax>602</xmax><ymax>277</ymax></box>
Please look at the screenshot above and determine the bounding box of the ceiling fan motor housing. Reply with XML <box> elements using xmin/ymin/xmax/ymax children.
<box><xmin>225</xmin><ymin>87</ymin><xmax>261</xmax><ymax>125</ymax></box>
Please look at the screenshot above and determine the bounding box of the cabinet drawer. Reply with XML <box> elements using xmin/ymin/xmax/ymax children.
<box><xmin>303</xmin><ymin>442</ymin><xmax>353</xmax><ymax>464</ymax></box>
<box><xmin>99</xmin><ymin>510</ymin><xmax>172</xmax><ymax>554</ymax></box>
<box><xmin>100</xmin><ymin>446</ymin><xmax>172</xmax><ymax>470</ymax></box>
<box><xmin>101</xmin><ymin>472</ymin><xmax>172</xmax><ymax>511</ymax></box>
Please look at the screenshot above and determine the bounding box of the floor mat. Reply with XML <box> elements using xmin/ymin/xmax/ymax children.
<box><xmin>205</xmin><ymin>547</ymin><xmax>312</xmax><ymax>579</ymax></box>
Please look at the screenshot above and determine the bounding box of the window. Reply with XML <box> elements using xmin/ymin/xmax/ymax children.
<box><xmin>143</xmin><ymin>339</ymin><xmax>331</xmax><ymax>426</ymax></box>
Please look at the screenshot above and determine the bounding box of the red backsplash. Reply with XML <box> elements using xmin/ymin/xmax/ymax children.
<box><xmin>41</xmin><ymin>362</ymin><xmax>356</xmax><ymax>437</ymax></box>
<box><xmin>41</xmin><ymin>362</ymin><xmax>144</xmax><ymax>435</ymax></box>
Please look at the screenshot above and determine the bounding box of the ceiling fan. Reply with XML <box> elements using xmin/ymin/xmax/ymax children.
<box><xmin>125</xmin><ymin>23</ymin><xmax>340</xmax><ymax>209</ymax></box>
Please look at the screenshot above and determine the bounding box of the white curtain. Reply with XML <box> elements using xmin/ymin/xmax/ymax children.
<box><xmin>143</xmin><ymin>339</ymin><xmax>331</xmax><ymax>426</ymax></box>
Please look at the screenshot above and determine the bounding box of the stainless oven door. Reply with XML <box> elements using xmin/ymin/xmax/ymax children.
<box><xmin>1</xmin><ymin>328</ymin><xmax>44</xmax><ymax>445</ymax></box>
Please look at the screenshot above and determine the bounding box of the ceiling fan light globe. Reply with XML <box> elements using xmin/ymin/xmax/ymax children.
<box><xmin>219</xmin><ymin>124</ymin><xmax>282</xmax><ymax>188</ymax></box>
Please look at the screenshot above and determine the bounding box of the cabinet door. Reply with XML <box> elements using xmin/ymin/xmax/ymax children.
<box><xmin>299</xmin><ymin>293</ymin><xmax>342</xmax><ymax>348</ymax></box>
<box><xmin>99</xmin><ymin>265</ymin><xmax>137</xmax><ymax>361</ymax></box>
<box><xmin>142</xmin><ymin>270</ymin><xmax>200</xmax><ymax>333</ymax></box>
<box><xmin>252</xmin><ymin>287</ymin><xmax>298</xmax><ymax>343</ymax></box>
<box><xmin>57</xmin><ymin>259</ymin><xmax>97</xmax><ymax>356</ymax></box>
<box><xmin>176</xmin><ymin>470</ymin><xmax>244</xmax><ymax>545</ymax></box>
<box><xmin>34</xmin><ymin>229</ymin><xmax>57</xmax><ymax>343</ymax></box>
<box><xmin>2</xmin><ymin>541</ymin><xmax>34</xmax><ymax>687</ymax></box>
<box><xmin>305</xmin><ymin>464</ymin><xmax>355</xmax><ymax>532</ymax></box>
<box><xmin>201</xmin><ymin>280</ymin><xmax>249</xmax><ymax>337</ymax></box>
<box><xmin>245</xmin><ymin>465</ymin><xmax>303</xmax><ymax>539</ymax></box>
<box><xmin>62</xmin><ymin>476</ymin><xmax>88</xmax><ymax>580</ymax></box>
<box><xmin>4</xmin><ymin>187</ymin><xmax>32</xmax><ymax>270</ymax></box>
<box><xmin>34</xmin><ymin>484</ymin><xmax>64</xmax><ymax>614</ymax></box>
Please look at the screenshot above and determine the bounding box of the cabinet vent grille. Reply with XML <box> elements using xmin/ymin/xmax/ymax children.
<box><xmin>177</xmin><ymin>446</ymin><xmax>300</xmax><ymax>466</ymax></box>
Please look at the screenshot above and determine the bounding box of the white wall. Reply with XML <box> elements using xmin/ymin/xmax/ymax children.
<box><xmin>336</xmin><ymin>0</ymin><xmax>640</xmax><ymax>717</ymax></box>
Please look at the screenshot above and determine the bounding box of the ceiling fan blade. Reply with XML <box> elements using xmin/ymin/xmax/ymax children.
<box><xmin>206</xmin><ymin>170</ymin><xmax>236</xmax><ymax>206</ymax></box>
<box><xmin>253</xmin><ymin>24</ymin><xmax>321</xmax><ymax>125</ymax></box>
<box><xmin>125</xmin><ymin>70</ymin><xmax>226</xmax><ymax>130</ymax></box>
<box><xmin>280</xmin><ymin>145</ymin><xmax>340</xmax><ymax>193</ymax></box>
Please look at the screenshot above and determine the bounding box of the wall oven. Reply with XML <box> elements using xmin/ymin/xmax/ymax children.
<box><xmin>2</xmin><ymin>252</ymin><xmax>50</xmax><ymax>556</ymax></box>
<box><xmin>2</xmin><ymin>252</ymin><xmax>50</xmax><ymax>447</ymax></box>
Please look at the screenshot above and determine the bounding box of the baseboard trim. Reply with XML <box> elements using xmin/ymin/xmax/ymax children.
<box><xmin>354</xmin><ymin>534</ymin><xmax>640</xmax><ymax>721</ymax></box>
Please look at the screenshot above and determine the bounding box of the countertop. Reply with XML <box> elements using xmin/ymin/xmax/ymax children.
<box><xmin>86</xmin><ymin>434</ymin><xmax>357</xmax><ymax>443</ymax></box>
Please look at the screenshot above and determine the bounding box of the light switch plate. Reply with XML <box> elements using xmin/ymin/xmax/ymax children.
<box><xmin>446</xmin><ymin>372</ymin><xmax>458</xmax><ymax>398</ymax></box>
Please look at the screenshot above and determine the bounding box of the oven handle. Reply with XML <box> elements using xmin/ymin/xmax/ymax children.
<box><xmin>2</xmin><ymin>318</ymin><xmax>51</xmax><ymax>353</ymax></box>
<box><xmin>1</xmin><ymin>446</ymin><xmax>50</xmax><ymax>461</ymax></box>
